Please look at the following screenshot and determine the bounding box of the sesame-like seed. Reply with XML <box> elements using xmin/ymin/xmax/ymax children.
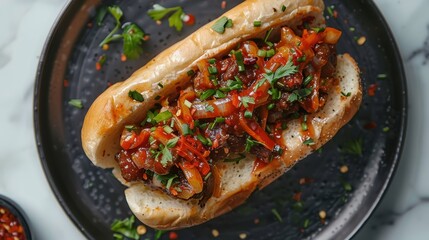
<box><xmin>212</xmin><ymin>229</ymin><xmax>219</xmax><ymax>237</ymax></box>
<box><xmin>357</xmin><ymin>36</ymin><xmax>366</xmax><ymax>45</ymax></box>
<box><xmin>137</xmin><ymin>225</ymin><xmax>147</xmax><ymax>235</ymax></box>
<box><xmin>319</xmin><ymin>210</ymin><xmax>327</xmax><ymax>219</ymax></box>
<box><xmin>340</xmin><ymin>165</ymin><xmax>349</xmax><ymax>173</ymax></box>
<box><xmin>239</xmin><ymin>233</ymin><xmax>247</xmax><ymax>239</ymax></box>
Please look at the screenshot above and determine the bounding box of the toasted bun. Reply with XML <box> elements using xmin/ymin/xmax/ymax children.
<box><xmin>124</xmin><ymin>54</ymin><xmax>361</xmax><ymax>229</ymax></box>
<box><xmin>81</xmin><ymin>0</ymin><xmax>362</xmax><ymax>230</ymax></box>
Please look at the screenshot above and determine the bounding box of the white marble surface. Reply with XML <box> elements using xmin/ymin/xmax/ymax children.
<box><xmin>0</xmin><ymin>0</ymin><xmax>428</xmax><ymax>239</ymax></box>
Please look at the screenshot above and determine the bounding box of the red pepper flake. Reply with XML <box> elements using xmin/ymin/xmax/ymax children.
<box><xmin>292</xmin><ymin>191</ymin><xmax>302</xmax><ymax>202</ymax></box>
<box><xmin>364</xmin><ymin>121</ymin><xmax>377</xmax><ymax>129</ymax></box>
<box><xmin>120</xmin><ymin>53</ymin><xmax>127</xmax><ymax>62</ymax></box>
<box><xmin>107</xmin><ymin>82</ymin><xmax>112</xmax><ymax>87</ymax></box>
<box><xmin>169</xmin><ymin>231</ymin><xmax>178</xmax><ymax>240</ymax></box>
<box><xmin>63</xmin><ymin>79</ymin><xmax>69</xmax><ymax>87</ymax></box>
<box><xmin>333</xmin><ymin>10</ymin><xmax>338</xmax><ymax>18</ymax></box>
<box><xmin>367</xmin><ymin>83</ymin><xmax>377</xmax><ymax>96</ymax></box>
<box><xmin>221</xmin><ymin>1</ymin><xmax>227</xmax><ymax>9</ymax></box>
<box><xmin>143</xmin><ymin>35</ymin><xmax>151</xmax><ymax>41</ymax></box>
<box><xmin>87</xmin><ymin>21</ymin><xmax>93</xmax><ymax>28</ymax></box>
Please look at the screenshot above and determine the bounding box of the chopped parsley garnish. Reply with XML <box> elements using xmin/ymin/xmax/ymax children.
<box><xmin>377</xmin><ymin>73</ymin><xmax>387</xmax><ymax>79</ymax></box>
<box><xmin>160</xmin><ymin>145</ymin><xmax>173</xmax><ymax>167</ymax></box>
<box><xmin>210</xmin><ymin>117</ymin><xmax>225</xmax><ymax>129</ymax></box>
<box><xmin>95</xmin><ymin>6</ymin><xmax>108</xmax><ymax>26</ymax></box>
<box><xmin>187</xmin><ymin>69</ymin><xmax>195</xmax><ymax>76</ymax></box>
<box><xmin>224</xmin><ymin>153</ymin><xmax>246</xmax><ymax>163</ymax></box>
<box><xmin>68</xmin><ymin>99</ymin><xmax>83</xmax><ymax>109</ymax></box>
<box><xmin>181</xmin><ymin>123</ymin><xmax>193</xmax><ymax>135</ymax></box>
<box><xmin>220</xmin><ymin>78</ymin><xmax>243</xmax><ymax>92</ymax></box>
<box><xmin>234</xmin><ymin>50</ymin><xmax>245</xmax><ymax>72</ymax></box>
<box><xmin>263</xmin><ymin>59</ymin><xmax>298</xmax><ymax>86</ymax></box>
<box><xmin>342</xmin><ymin>181</ymin><xmax>352</xmax><ymax>191</ymax></box>
<box><xmin>154</xmin><ymin>230</ymin><xmax>167</xmax><ymax>240</ymax></box>
<box><xmin>99</xmin><ymin>6</ymin><xmax>147</xmax><ymax>59</ymax></box>
<box><xmin>303</xmin><ymin>75</ymin><xmax>313</xmax><ymax>86</ymax></box>
<box><xmin>125</xmin><ymin>125</ymin><xmax>138</xmax><ymax>131</ymax></box>
<box><xmin>312</xmin><ymin>27</ymin><xmax>325</xmax><ymax>33</ymax></box>
<box><xmin>303</xmin><ymin>219</ymin><xmax>310</xmax><ymax>228</ymax></box>
<box><xmin>166</xmin><ymin>137</ymin><xmax>179</xmax><ymax>148</ymax></box>
<box><xmin>245</xmin><ymin>137</ymin><xmax>258</xmax><ymax>152</ymax></box>
<box><xmin>303</xmin><ymin>138</ymin><xmax>315</xmax><ymax>146</ymax></box>
<box><xmin>205</xmin><ymin>104</ymin><xmax>215</xmax><ymax>112</ymax></box>
<box><xmin>241</xmin><ymin>96</ymin><xmax>255</xmax><ymax>108</ymax></box>
<box><xmin>382</xmin><ymin>126</ymin><xmax>390</xmax><ymax>132</ymax></box>
<box><xmin>281</xmin><ymin>5</ymin><xmax>287</xmax><ymax>12</ymax></box>
<box><xmin>153</xmin><ymin>110</ymin><xmax>173</xmax><ymax>123</ymax></box>
<box><xmin>271</xmin><ymin>208</ymin><xmax>283</xmax><ymax>222</ymax></box>
<box><xmin>341</xmin><ymin>91</ymin><xmax>351</xmax><ymax>97</ymax></box>
<box><xmin>111</xmin><ymin>216</ymin><xmax>139</xmax><ymax>240</ymax></box>
<box><xmin>200</xmin><ymin>89</ymin><xmax>216</xmax><ymax>100</ymax></box>
<box><xmin>156</xmin><ymin>173</ymin><xmax>179</xmax><ymax>189</ymax></box>
<box><xmin>264</xmin><ymin>28</ymin><xmax>274</xmax><ymax>46</ymax></box>
<box><xmin>340</xmin><ymin>138</ymin><xmax>363</xmax><ymax>156</ymax></box>
<box><xmin>211</xmin><ymin>16</ymin><xmax>233</xmax><ymax>34</ymax></box>
<box><xmin>287</xmin><ymin>88</ymin><xmax>313</xmax><ymax>103</ymax></box>
<box><xmin>128</xmin><ymin>90</ymin><xmax>144</xmax><ymax>102</ymax></box>
<box><xmin>253</xmin><ymin>20</ymin><xmax>262</xmax><ymax>27</ymax></box>
<box><xmin>148</xmin><ymin>4</ymin><xmax>185</xmax><ymax>31</ymax></box>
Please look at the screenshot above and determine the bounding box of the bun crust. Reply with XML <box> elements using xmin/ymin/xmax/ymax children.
<box><xmin>81</xmin><ymin>0</ymin><xmax>362</xmax><ymax>230</ymax></box>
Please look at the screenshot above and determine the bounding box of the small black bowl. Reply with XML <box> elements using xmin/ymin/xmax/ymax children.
<box><xmin>0</xmin><ymin>195</ymin><xmax>32</xmax><ymax>240</ymax></box>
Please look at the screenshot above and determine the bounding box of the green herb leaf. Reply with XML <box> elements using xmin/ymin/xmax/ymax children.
<box><xmin>99</xmin><ymin>6</ymin><xmax>123</xmax><ymax>47</ymax></box>
<box><xmin>211</xmin><ymin>16</ymin><xmax>233</xmax><ymax>34</ymax></box>
<box><xmin>224</xmin><ymin>153</ymin><xmax>246</xmax><ymax>163</ymax></box>
<box><xmin>111</xmin><ymin>216</ymin><xmax>139</xmax><ymax>240</ymax></box>
<box><xmin>245</xmin><ymin>137</ymin><xmax>258</xmax><ymax>152</ymax></box>
<box><xmin>122</xmin><ymin>23</ymin><xmax>146</xmax><ymax>59</ymax></box>
<box><xmin>200</xmin><ymin>89</ymin><xmax>216</xmax><ymax>100</ymax></box>
<box><xmin>153</xmin><ymin>110</ymin><xmax>173</xmax><ymax>123</ymax></box>
<box><xmin>287</xmin><ymin>88</ymin><xmax>313</xmax><ymax>103</ymax></box>
<box><xmin>147</xmin><ymin>4</ymin><xmax>184</xmax><ymax>31</ymax></box>
<box><xmin>205</xmin><ymin>104</ymin><xmax>215</xmax><ymax>112</ymax></box>
<box><xmin>303</xmin><ymin>75</ymin><xmax>313</xmax><ymax>86</ymax></box>
<box><xmin>95</xmin><ymin>6</ymin><xmax>108</xmax><ymax>26</ymax></box>
<box><xmin>210</xmin><ymin>117</ymin><xmax>225</xmax><ymax>129</ymax></box>
<box><xmin>154</xmin><ymin>230</ymin><xmax>167</xmax><ymax>240</ymax></box>
<box><xmin>253</xmin><ymin>20</ymin><xmax>262</xmax><ymax>27</ymax></box>
<box><xmin>271</xmin><ymin>208</ymin><xmax>283</xmax><ymax>222</ymax></box>
<box><xmin>128</xmin><ymin>90</ymin><xmax>144</xmax><ymax>102</ymax></box>
<box><xmin>303</xmin><ymin>138</ymin><xmax>315</xmax><ymax>146</ymax></box>
<box><xmin>160</xmin><ymin>146</ymin><xmax>173</xmax><ymax>167</ymax></box>
<box><xmin>340</xmin><ymin>138</ymin><xmax>363</xmax><ymax>156</ymax></box>
<box><xmin>241</xmin><ymin>96</ymin><xmax>255</xmax><ymax>108</ymax></box>
<box><xmin>68</xmin><ymin>99</ymin><xmax>83</xmax><ymax>109</ymax></box>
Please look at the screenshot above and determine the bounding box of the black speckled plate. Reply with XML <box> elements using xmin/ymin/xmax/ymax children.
<box><xmin>34</xmin><ymin>0</ymin><xmax>407</xmax><ymax>239</ymax></box>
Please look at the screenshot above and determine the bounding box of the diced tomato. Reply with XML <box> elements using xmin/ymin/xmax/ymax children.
<box><xmin>120</xmin><ymin>129</ymin><xmax>150</xmax><ymax>150</ymax></box>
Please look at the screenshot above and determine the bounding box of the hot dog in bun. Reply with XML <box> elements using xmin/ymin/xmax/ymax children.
<box><xmin>82</xmin><ymin>0</ymin><xmax>362</xmax><ymax>229</ymax></box>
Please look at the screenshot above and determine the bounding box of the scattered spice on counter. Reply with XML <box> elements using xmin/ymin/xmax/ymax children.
<box><xmin>221</xmin><ymin>1</ymin><xmax>227</xmax><ymax>9</ymax></box>
<box><xmin>253</xmin><ymin>218</ymin><xmax>260</xmax><ymax>224</ymax></box>
<box><xmin>63</xmin><ymin>79</ymin><xmax>69</xmax><ymax>87</ymax></box>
